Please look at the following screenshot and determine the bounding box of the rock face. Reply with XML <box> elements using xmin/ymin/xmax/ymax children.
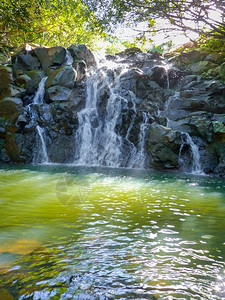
<box><xmin>0</xmin><ymin>44</ymin><xmax>225</xmax><ymax>177</ymax></box>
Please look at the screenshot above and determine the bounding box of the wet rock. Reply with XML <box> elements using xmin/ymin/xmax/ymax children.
<box><xmin>73</xmin><ymin>60</ymin><xmax>87</xmax><ymax>82</ymax></box>
<box><xmin>150</xmin><ymin>66</ymin><xmax>168</xmax><ymax>87</ymax></box>
<box><xmin>48</xmin><ymin>135</ymin><xmax>75</xmax><ymax>163</ymax></box>
<box><xmin>25</xmin><ymin>70</ymin><xmax>46</xmax><ymax>94</ymax></box>
<box><xmin>68</xmin><ymin>44</ymin><xmax>97</xmax><ymax>68</ymax></box>
<box><xmin>33</xmin><ymin>46</ymin><xmax>66</xmax><ymax>70</ymax></box>
<box><xmin>46</xmin><ymin>85</ymin><xmax>72</xmax><ymax>101</ymax></box>
<box><xmin>146</xmin><ymin>123</ymin><xmax>183</xmax><ymax>168</ymax></box>
<box><xmin>45</xmin><ymin>66</ymin><xmax>76</xmax><ymax>89</ymax></box>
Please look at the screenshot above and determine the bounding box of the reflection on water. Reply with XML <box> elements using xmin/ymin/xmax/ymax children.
<box><xmin>0</xmin><ymin>165</ymin><xmax>225</xmax><ymax>299</ymax></box>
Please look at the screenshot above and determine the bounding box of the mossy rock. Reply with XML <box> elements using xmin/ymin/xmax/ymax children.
<box><xmin>0</xmin><ymin>97</ymin><xmax>23</xmax><ymax>122</ymax></box>
<box><xmin>33</xmin><ymin>46</ymin><xmax>66</xmax><ymax>70</ymax></box>
<box><xmin>0</xmin><ymin>84</ymin><xmax>25</xmax><ymax>101</ymax></box>
<box><xmin>15</xmin><ymin>74</ymin><xmax>32</xmax><ymax>90</ymax></box>
<box><xmin>189</xmin><ymin>61</ymin><xmax>218</xmax><ymax>74</ymax></box>
<box><xmin>45</xmin><ymin>66</ymin><xmax>76</xmax><ymax>89</ymax></box>
<box><xmin>46</xmin><ymin>85</ymin><xmax>72</xmax><ymax>101</ymax></box>
<box><xmin>68</xmin><ymin>44</ymin><xmax>97</xmax><ymax>68</ymax></box>
<box><xmin>219</xmin><ymin>62</ymin><xmax>225</xmax><ymax>81</ymax></box>
<box><xmin>25</xmin><ymin>70</ymin><xmax>46</xmax><ymax>94</ymax></box>
<box><xmin>0</xmin><ymin>66</ymin><xmax>13</xmax><ymax>89</ymax></box>
<box><xmin>116</xmin><ymin>47</ymin><xmax>143</xmax><ymax>58</ymax></box>
<box><xmin>180</xmin><ymin>49</ymin><xmax>206</xmax><ymax>64</ymax></box>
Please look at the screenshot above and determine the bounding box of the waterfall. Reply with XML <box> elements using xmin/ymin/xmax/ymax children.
<box><xmin>129</xmin><ymin>112</ymin><xmax>149</xmax><ymax>168</ymax></box>
<box><xmin>63</xmin><ymin>50</ymin><xmax>74</xmax><ymax>66</ymax></box>
<box><xmin>179</xmin><ymin>133</ymin><xmax>203</xmax><ymax>175</ymax></box>
<box><xmin>74</xmin><ymin>63</ymin><xmax>148</xmax><ymax>168</ymax></box>
<box><xmin>33</xmin><ymin>77</ymin><xmax>47</xmax><ymax>105</ymax></box>
<box><xmin>36</xmin><ymin>125</ymin><xmax>49</xmax><ymax>164</ymax></box>
<box><xmin>160</xmin><ymin>72</ymin><xmax>204</xmax><ymax>175</ymax></box>
<box><xmin>30</xmin><ymin>77</ymin><xmax>49</xmax><ymax>164</ymax></box>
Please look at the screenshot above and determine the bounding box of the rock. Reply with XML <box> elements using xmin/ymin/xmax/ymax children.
<box><xmin>17</xmin><ymin>52</ymin><xmax>41</xmax><ymax>70</ymax></box>
<box><xmin>15</xmin><ymin>74</ymin><xmax>32</xmax><ymax>90</ymax></box>
<box><xmin>150</xmin><ymin>66</ymin><xmax>168</xmax><ymax>87</ymax></box>
<box><xmin>48</xmin><ymin>135</ymin><xmax>76</xmax><ymax>163</ymax></box>
<box><xmin>219</xmin><ymin>62</ymin><xmax>225</xmax><ymax>81</ymax></box>
<box><xmin>212</xmin><ymin>120</ymin><xmax>225</xmax><ymax>141</ymax></box>
<box><xmin>33</xmin><ymin>46</ymin><xmax>66</xmax><ymax>70</ymax></box>
<box><xmin>12</xmin><ymin>52</ymin><xmax>41</xmax><ymax>77</ymax></box>
<box><xmin>0</xmin><ymin>84</ymin><xmax>25</xmax><ymax>100</ymax></box>
<box><xmin>0</xmin><ymin>288</ymin><xmax>14</xmax><ymax>300</ymax></box>
<box><xmin>0</xmin><ymin>97</ymin><xmax>23</xmax><ymax>122</ymax></box>
<box><xmin>180</xmin><ymin>49</ymin><xmax>206</xmax><ymax>64</ymax></box>
<box><xmin>68</xmin><ymin>44</ymin><xmax>97</xmax><ymax>68</ymax></box>
<box><xmin>5</xmin><ymin>132</ymin><xmax>22</xmax><ymax>162</ymax></box>
<box><xmin>146</xmin><ymin>123</ymin><xmax>183</xmax><ymax>168</ymax></box>
<box><xmin>149</xmin><ymin>143</ymin><xmax>178</xmax><ymax>168</ymax></box>
<box><xmin>73</xmin><ymin>60</ymin><xmax>87</xmax><ymax>82</ymax></box>
<box><xmin>0</xmin><ymin>66</ymin><xmax>13</xmax><ymax>89</ymax></box>
<box><xmin>205</xmin><ymin>53</ymin><xmax>224</xmax><ymax>64</ymax></box>
<box><xmin>45</xmin><ymin>66</ymin><xmax>76</xmax><ymax>89</ymax></box>
<box><xmin>25</xmin><ymin>70</ymin><xmax>46</xmax><ymax>94</ymax></box>
<box><xmin>189</xmin><ymin>61</ymin><xmax>218</xmax><ymax>74</ymax></box>
<box><xmin>116</xmin><ymin>47</ymin><xmax>142</xmax><ymax>58</ymax></box>
<box><xmin>0</xmin><ymin>127</ymin><xmax>6</xmax><ymax>139</ymax></box>
<box><xmin>46</xmin><ymin>85</ymin><xmax>72</xmax><ymax>101</ymax></box>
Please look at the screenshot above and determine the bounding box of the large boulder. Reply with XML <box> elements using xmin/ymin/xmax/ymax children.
<box><xmin>33</xmin><ymin>46</ymin><xmax>66</xmax><ymax>70</ymax></box>
<box><xmin>180</xmin><ymin>49</ymin><xmax>206</xmax><ymax>64</ymax></box>
<box><xmin>219</xmin><ymin>62</ymin><xmax>225</xmax><ymax>81</ymax></box>
<box><xmin>0</xmin><ymin>66</ymin><xmax>13</xmax><ymax>89</ymax></box>
<box><xmin>15</xmin><ymin>74</ymin><xmax>32</xmax><ymax>90</ymax></box>
<box><xmin>189</xmin><ymin>61</ymin><xmax>218</xmax><ymax>74</ymax></box>
<box><xmin>0</xmin><ymin>97</ymin><xmax>24</xmax><ymax>122</ymax></box>
<box><xmin>45</xmin><ymin>66</ymin><xmax>76</xmax><ymax>89</ymax></box>
<box><xmin>68</xmin><ymin>44</ymin><xmax>97</xmax><ymax>68</ymax></box>
<box><xmin>12</xmin><ymin>52</ymin><xmax>41</xmax><ymax>77</ymax></box>
<box><xmin>146</xmin><ymin>123</ymin><xmax>183</xmax><ymax>168</ymax></box>
<box><xmin>25</xmin><ymin>70</ymin><xmax>46</xmax><ymax>94</ymax></box>
<box><xmin>46</xmin><ymin>86</ymin><xmax>72</xmax><ymax>102</ymax></box>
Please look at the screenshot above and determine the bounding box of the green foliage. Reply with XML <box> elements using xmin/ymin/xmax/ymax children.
<box><xmin>0</xmin><ymin>0</ymin><xmax>105</xmax><ymax>50</ymax></box>
<box><xmin>149</xmin><ymin>41</ymin><xmax>173</xmax><ymax>54</ymax></box>
<box><xmin>86</xmin><ymin>0</ymin><xmax>225</xmax><ymax>41</ymax></box>
<box><xmin>198</xmin><ymin>35</ymin><xmax>225</xmax><ymax>53</ymax></box>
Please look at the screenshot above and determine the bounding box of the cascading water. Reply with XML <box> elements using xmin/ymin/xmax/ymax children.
<box><xmin>179</xmin><ymin>133</ymin><xmax>203</xmax><ymax>175</ymax></box>
<box><xmin>129</xmin><ymin>112</ymin><xmax>149</xmax><ymax>169</ymax></box>
<box><xmin>29</xmin><ymin>77</ymin><xmax>49</xmax><ymax>164</ymax></box>
<box><xmin>161</xmin><ymin>66</ymin><xmax>203</xmax><ymax>174</ymax></box>
<box><xmin>74</xmin><ymin>62</ymin><xmax>149</xmax><ymax>168</ymax></box>
<box><xmin>36</xmin><ymin>125</ymin><xmax>49</xmax><ymax>164</ymax></box>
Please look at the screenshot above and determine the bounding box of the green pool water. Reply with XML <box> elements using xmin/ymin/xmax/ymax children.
<box><xmin>0</xmin><ymin>164</ymin><xmax>225</xmax><ymax>299</ymax></box>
